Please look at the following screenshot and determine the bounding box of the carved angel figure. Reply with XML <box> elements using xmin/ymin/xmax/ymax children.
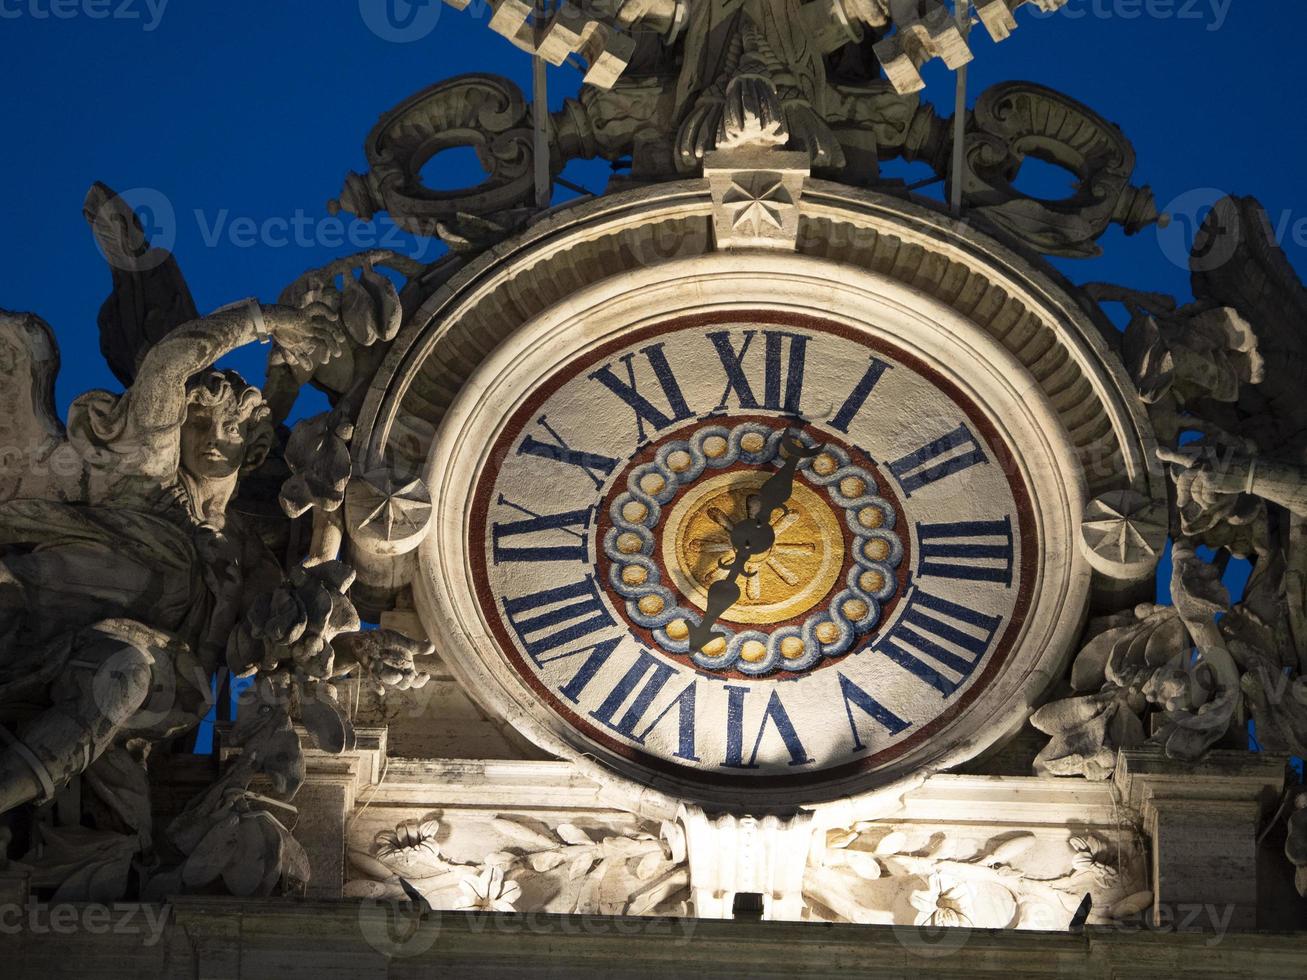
<box><xmin>0</xmin><ymin>187</ymin><xmax>437</xmax><ymax>906</ymax></box>
<box><xmin>0</xmin><ymin>300</ymin><xmax>339</xmax><ymax>815</ymax></box>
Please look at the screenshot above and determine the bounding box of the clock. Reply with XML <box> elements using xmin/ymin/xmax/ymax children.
<box><xmin>417</xmin><ymin>251</ymin><xmax>1093</xmax><ymax>809</ymax></box>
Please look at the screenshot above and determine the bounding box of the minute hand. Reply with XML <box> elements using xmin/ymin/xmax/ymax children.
<box><xmin>687</xmin><ymin>433</ymin><xmax>823</xmax><ymax>653</ymax></box>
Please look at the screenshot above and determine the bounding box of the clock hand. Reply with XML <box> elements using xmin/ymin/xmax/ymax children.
<box><xmin>686</xmin><ymin>550</ymin><xmax>752</xmax><ymax>654</ymax></box>
<box><xmin>687</xmin><ymin>431</ymin><xmax>824</xmax><ymax>653</ymax></box>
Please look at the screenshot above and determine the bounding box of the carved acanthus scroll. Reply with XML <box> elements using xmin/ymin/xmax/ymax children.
<box><xmin>957</xmin><ymin>82</ymin><xmax>1162</xmax><ymax>257</ymax></box>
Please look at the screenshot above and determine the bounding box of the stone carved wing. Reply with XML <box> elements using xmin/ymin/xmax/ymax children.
<box><xmin>1190</xmin><ymin>195</ymin><xmax>1307</xmax><ymax>445</ymax></box>
<box><xmin>82</xmin><ymin>182</ymin><xmax>199</xmax><ymax>386</ymax></box>
<box><xmin>0</xmin><ymin>310</ymin><xmax>65</xmax><ymax>501</ymax></box>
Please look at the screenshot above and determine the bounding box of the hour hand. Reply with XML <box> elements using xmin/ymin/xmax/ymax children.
<box><xmin>754</xmin><ymin>431</ymin><xmax>822</xmax><ymax>521</ymax></box>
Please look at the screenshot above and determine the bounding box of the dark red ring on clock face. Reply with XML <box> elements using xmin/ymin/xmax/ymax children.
<box><xmin>469</xmin><ymin>311</ymin><xmax>1038</xmax><ymax>792</ymax></box>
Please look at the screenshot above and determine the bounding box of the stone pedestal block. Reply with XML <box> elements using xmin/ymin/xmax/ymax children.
<box><xmin>1115</xmin><ymin>747</ymin><xmax>1286</xmax><ymax>931</ymax></box>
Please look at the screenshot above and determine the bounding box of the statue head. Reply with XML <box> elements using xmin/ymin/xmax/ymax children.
<box><xmin>180</xmin><ymin>370</ymin><xmax>275</xmax><ymax>484</ymax></box>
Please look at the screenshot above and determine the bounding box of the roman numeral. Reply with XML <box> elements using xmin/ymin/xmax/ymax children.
<box><xmin>838</xmin><ymin>672</ymin><xmax>910</xmax><ymax>751</ymax></box>
<box><xmin>585</xmin><ymin>649</ymin><xmax>699</xmax><ymax>761</ymax></box>
<box><xmin>707</xmin><ymin>330</ymin><xmax>808</xmax><ymax>416</ymax></box>
<box><xmin>723</xmin><ymin>686</ymin><xmax>813</xmax><ymax>769</ymax></box>
<box><xmin>887</xmin><ymin>423</ymin><xmax>988</xmax><ymax>497</ymax></box>
<box><xmin>917</xmin><ymin>517</ymin><xmax>1014</xmax><ymax>586</ymax></box>
<box><xmin>502</xmin><ymin>575</ymin><xmax>616</xmax><ymax>663</ymax></box>
<box><xmin>492</xmin><ymin>497</ymin><xmax>591</xmax><ymax>564</ymax></box>
<box><xmin>517</xmin><ymin>415</ymin><xmax>619</xmax><ymax>490</ymax></box>
<box><xmin>829</xmin><ymin>355</ymin><xmax>892</xmax><ymax>433</ymax></box>
<box><xmin>874</xmin><ymin>588</ymin><xmax>1003</xmax><ymax>698</ymax></box>
<box><xmin>588</xmin><ymin>343</ymin><xmax>693</xmax><ymax>444</ymax></box>
<box><xmin>552</xmin><ymin>637</ymin><xmax>621</xmax><ymax>702</ymax></box>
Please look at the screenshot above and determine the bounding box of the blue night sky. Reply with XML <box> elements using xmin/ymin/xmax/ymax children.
<box><xmin>2</xmin><ymin>1</ymin><xmax>1304</xmax><ymax>617</ymax></box>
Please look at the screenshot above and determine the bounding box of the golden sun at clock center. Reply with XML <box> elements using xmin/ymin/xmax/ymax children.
<box><xmin>660</xmin><ymin>470</ymin><xmax>846</xmax><ymax>626</ymax></box>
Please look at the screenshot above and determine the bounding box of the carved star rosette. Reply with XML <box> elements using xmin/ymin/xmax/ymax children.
<box><xmin>345</xmin><ymin>469</ymin><xmax>434</xmax><ymax>557</ymax></box>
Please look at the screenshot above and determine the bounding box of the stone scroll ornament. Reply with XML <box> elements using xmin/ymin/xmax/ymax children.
<box><xmin>0</xmin><ymin>185</ymin><xmax>433</xmax><ymax>902</ymax></box>
<box><xmin>333</xmin><ymin>0</ymin><xmax>1147</xmax><ymax>259</ymax></box>
<box><xmin>1033</xmin><ymin>196</ymin><xmax>1307</xmax><ymax>894</ymax></box>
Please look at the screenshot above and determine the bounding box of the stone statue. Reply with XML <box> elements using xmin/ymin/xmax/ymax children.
<box><xmin>673</xmin><ymin>0</ymin><xmax>843</xmax><ymax>170</ymax></box>
<box><xmin>0</xmin><ymin>301</ymin><xmax>339</xmax><ymax>814</ymax></box>
<box><xmin>0</xmin><ymin>187</ymin><xmax>431</xmax><ymax>899</ymax></box>
<box><xmin>1036</xmin><ymin>200</ymin><xmax>1307</xmax><ymax>898</ymax></box>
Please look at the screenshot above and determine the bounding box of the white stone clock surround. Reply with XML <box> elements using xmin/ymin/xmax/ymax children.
<box><xmin>417</xmin><ymin>251</ymin><xmax>1091</xmax><ymax>813</ymax></box>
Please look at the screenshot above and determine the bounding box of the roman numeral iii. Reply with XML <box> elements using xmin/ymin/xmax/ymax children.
<box><xmin>916</xmin><ymin>517</ymin><xmax>1014</xmax><ymax>586</ymax></box>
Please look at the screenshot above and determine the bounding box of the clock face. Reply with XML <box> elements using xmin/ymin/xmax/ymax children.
<box><xmin>460</xmin><ymin>312</ymin><xmax>1038</xmax><ymax>794</ymax></box>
